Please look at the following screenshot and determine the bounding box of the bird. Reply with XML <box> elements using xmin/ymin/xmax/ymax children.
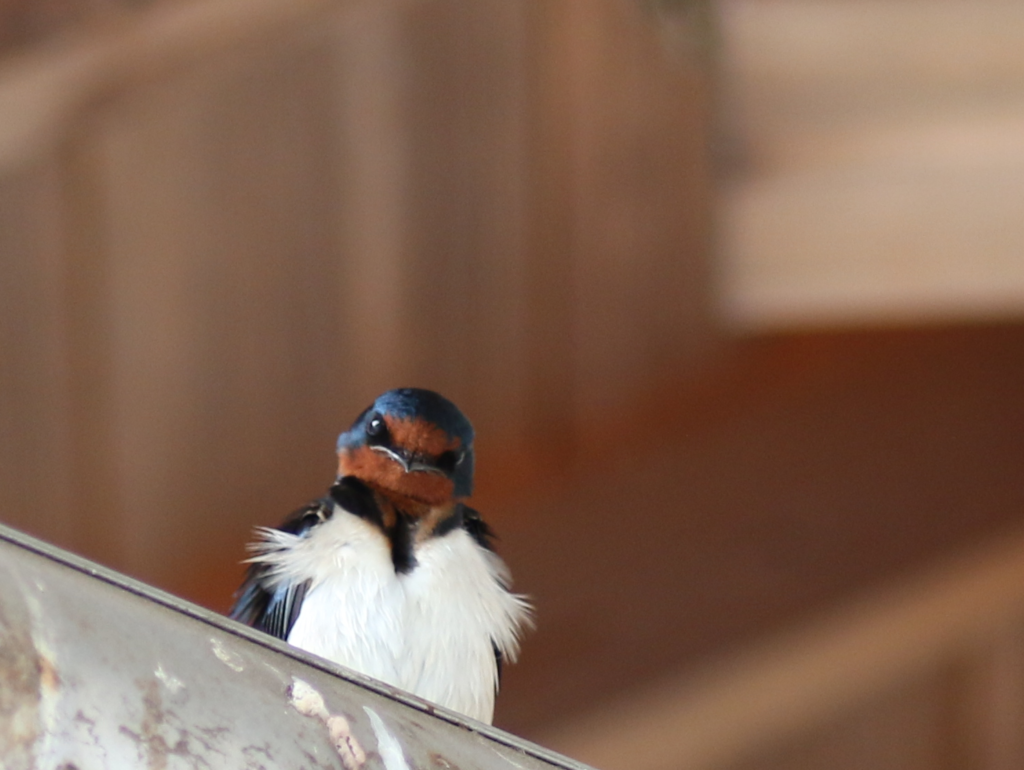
<box><xmin>229</xmin><ymin>387</ymin><xmax>531</xmax><ymax>724</ymax></box>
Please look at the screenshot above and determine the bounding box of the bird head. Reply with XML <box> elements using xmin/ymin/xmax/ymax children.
<box><xmin>336</xmin><ymin>388</ymin><xmax>475</xmax><ymax>506</ymax></box>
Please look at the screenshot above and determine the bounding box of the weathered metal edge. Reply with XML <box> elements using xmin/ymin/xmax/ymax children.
<box><xmin>0</xmin><ymin>521</ymin><xmax>596</xmax><ymax>770</ymax></box>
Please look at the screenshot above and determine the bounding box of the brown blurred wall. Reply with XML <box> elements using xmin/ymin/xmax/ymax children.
<box><xmin>0</xmin><ymin>0</ymin><xmax>713</xmax><ymax>613</ymax></box>
<box><xmin>9</xmin><ymin>2</ymin><xmax>1024</xmax><ymax>763</ymax></box>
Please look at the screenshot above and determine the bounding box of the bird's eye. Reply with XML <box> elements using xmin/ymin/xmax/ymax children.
<box><xmin>365</xmin><ymin>414</ymin><xmax>388</xmax><ymax>443</ymax></box>
<box><xmin>435</xmin><ymin>450</ymin><xmax>464</xmax><ymax>475</ymax></box>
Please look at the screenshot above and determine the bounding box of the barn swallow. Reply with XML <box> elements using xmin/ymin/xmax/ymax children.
<box><xmin>229</xmin><ymin>388</ymin><xmax>531</xmax><ymax>724</ymax></box>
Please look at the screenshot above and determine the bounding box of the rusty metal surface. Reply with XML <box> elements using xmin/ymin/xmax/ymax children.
<box><xmin>0</xmin><ymin>523</ymin><xmax>597</xmax><ymax>770</ymax></box>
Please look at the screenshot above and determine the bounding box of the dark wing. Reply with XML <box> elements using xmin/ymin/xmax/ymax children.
<box><xmin>460</xmin><ymin>504</ymin><xmax>497</xmax><ymax>552</ymax></box>
<box><xmin>493</xmin><ymin>640</ymin><xmax>504</xmax><ymax>686</ymax></box>
<box><xmin>229</xmin><ymin>477</ymin><xmax>381</xmax><ymax>639</ymax></box>
<box><xmin>228</xmin><ymin>498</ymin><xmax>329</xmax><ymax>640</ymax></box>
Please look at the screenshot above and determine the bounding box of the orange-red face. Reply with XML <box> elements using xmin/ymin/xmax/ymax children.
<box><xmin>338</xmin><ymin>415</ymin><xmax>464</xmax><ymax>507</ymax></box>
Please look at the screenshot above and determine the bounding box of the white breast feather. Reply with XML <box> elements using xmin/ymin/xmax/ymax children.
<box><xmin>400</xmin><ymin>529</ymin><xmax>531</xmax><ymax>722</ymax></box>
<box><xmin>250</xmin><ymin>506</ymin><xmax>531</xmax><ymax>724</ymax></box>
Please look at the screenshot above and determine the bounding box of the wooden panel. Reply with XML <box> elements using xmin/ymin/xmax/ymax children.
<box><xmin>380</xmin><ymin>0</ymin><xmax>534</xmax><ymax>439</ymax></box>
<box><xmin>957</xmin><ymin>625</ymin><xmax>1024</xmax><ymax>770</ymax></box>
<box><xmin>542</xmin><ymin>497</ymin><xmax>1024</xmax><ymax>770</ymax></box>
<box><xmin>731</xmin><ymin>671</ymin><xmax>958</xmax><ymax>770</ymax></box>
<box><xmin>719</xmin><ymin>0</ymin><xmax>1024</xmax><ymax>329</ymax></box>
<box><xmin>0</xmin><ymin>0</ymin><xmax>713</xmax><ymax>586</ymax></box>
<box><xmin>562</xmin><ymin>0</ymin><xmax>713</xmax><ymax>412</ymax></box>
<box><xmin>526</xmin><ymin>0</ymin><xmax>714</xmax><ymax>424</ymax></box>
<box><xmin>0</xmin><ymin>158</ymin><xmax>76</xmax><ymax>549</ymax></box>
<box><xmin>84</xmin><ymin>31</ymin><xmax>348</xmax><ymax>582</ymax></box>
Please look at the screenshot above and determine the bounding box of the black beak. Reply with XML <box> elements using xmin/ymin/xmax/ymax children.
<box><xmin>372</xmin><ymin>445</ymin><xmax>447</xmax><ymax>476</ymax></box>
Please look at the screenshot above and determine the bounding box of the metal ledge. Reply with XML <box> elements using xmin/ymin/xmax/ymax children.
<box><xmin>0</xmin><ymin>522</ymin><xmax>594</xmax><ymax>770</ymax></box>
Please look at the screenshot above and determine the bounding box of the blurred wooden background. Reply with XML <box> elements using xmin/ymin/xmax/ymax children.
<box><xmin>5</xmin><ymin>1</ymin><xmax>1024</xmax><ymax>768</ymax></box>
<box><xmin>0</xmin><ymin>0</ymin><xmax>713</xmax><ymax>584</ymax></box>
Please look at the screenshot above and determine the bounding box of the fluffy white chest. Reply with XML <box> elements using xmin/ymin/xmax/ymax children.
<box><xmin>268</xmin><ymin>509</ymin><xmax>527</xmax><ymax>724</ymax></box>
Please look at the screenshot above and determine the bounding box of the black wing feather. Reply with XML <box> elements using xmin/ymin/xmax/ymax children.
<box><xmin>460</xmin><ymin>505</ymin><xmax>497</xmax><ymax>552</ymax></box>
<box><xmin>229</xmin><ymin>477</ymin><xmax>381</xmax><ymax>640</ymax></box>
<box><xmin>256</xmin><ymin>578</ymin><xmax>311</xmax><ymax>640</ymax></box>
<box><xmin>228</xmin><ymin>499</ymin><xmax>329</xmax><ymax>640</ymax></box>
